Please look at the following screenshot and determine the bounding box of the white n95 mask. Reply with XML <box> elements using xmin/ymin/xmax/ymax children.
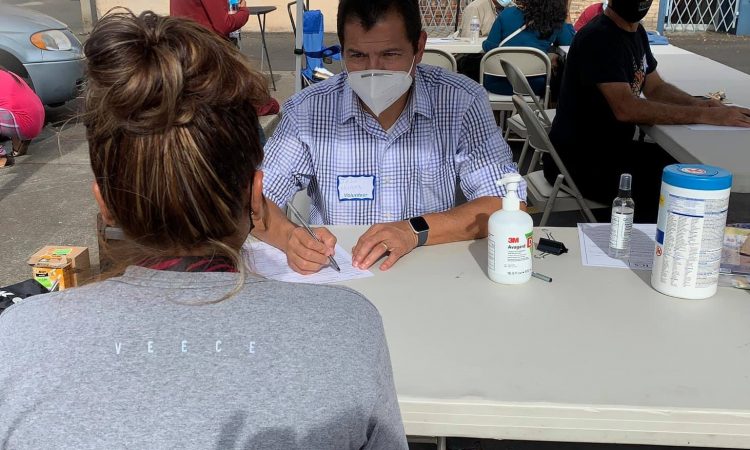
<box><xmin>346</xmin><ymin>58</ymin><xmax>415</xmax><ymax>117</ymax></box>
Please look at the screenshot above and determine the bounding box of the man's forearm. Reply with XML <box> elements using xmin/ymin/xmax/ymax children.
<box><xmin>250</xmin><ymin>200</ymin><xmax>296</xmax><ymax>252</ymax></box>
<box><xmin>422</xmin><ymin>196</ymin><xmax>505</xmax><ymax>245</ymax></box>
<box><xmin>615</xmin><ymin>97</ymin><xmax>713</xmax><ymax>125</ymax></box>
<box><xmin>646</xmin><ymin>82</ymin><xmax>704</xmax><ymax>107</ymax></box>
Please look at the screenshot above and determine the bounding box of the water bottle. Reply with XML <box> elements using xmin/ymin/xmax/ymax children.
<box><xmin>470</xmin><ymin>16</ymin><xmax>480</xmax><ymax>43</ymax></box>
<box><xmin>608</xmin><ymin>173</ymin><xmax>634</xmax><ymax>258</ymax></box>
<box><xmin>228</xmin><ymin>0</ymin><xmax>239</xmax><ymax>14</ymax></box>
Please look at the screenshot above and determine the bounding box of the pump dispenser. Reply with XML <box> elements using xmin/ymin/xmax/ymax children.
<box><xmin>488</xmin><ymin>174</ymin><xmax>534</xmax><ymax>284</ymax></box>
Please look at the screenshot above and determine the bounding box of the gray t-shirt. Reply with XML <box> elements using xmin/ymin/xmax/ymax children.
<box><xmin>0</xmin><ymin>266</ymin><xmax>407</xmax><ymax>449</ymax></box>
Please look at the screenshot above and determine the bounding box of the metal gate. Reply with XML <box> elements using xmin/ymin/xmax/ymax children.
<box><xmin>420</xmin><ymin>0</ymin><xmax>469</xmax><ymax>36</ymax></box>
<box><xmin>664</xmin><ymin>0</ymin><xmax>739</xmax><ymax>32</ymax></box>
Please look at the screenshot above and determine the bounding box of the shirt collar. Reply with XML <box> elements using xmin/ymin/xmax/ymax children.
<box><xmin>339</xmin><ymin>65</ymin><xmax>434</xmax><ymax>124</ymax></box>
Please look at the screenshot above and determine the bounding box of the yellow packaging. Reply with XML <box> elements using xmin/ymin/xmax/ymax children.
<box><xmin>28</xmin><ymin>246</ymin><xmax>91</xmax><ymax>287</ymax></box>
<box><xmin>32</xmin><ymin>255</ymin><xmax>73</xmax><ymax>291</ymax></box>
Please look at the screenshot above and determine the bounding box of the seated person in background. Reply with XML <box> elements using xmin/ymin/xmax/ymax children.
<box><xmin>459</xmin><ymin>0</ymin><xmax>503</xmax><ymax>38</ymax></box>
<box><xmin>0</xmin><ymin>12</ymin><xmax>407</xmax><ymax>449</ymax></box>
<box><xmin>545</xmin><ymin>0</ymin><xmax>750</xmax><ymax>222</ymax></box>
<box><xmin>170</xmin><ymin>0</ymin><xmax>248</xmax><ymax>40</ymax></box>
<box><xmin>256</xmin><ymin>0</ymin><xmax>524</xmax><ymax>275</ymax></box>
<box><xmin>574</xmin><ymin>0</ymin><xmax>606</xmax><ymax>31</ymax></box>
<box><xmin>0</xmin><ymin>69</ymin><xmax>44</xmax><ymax>167</ymax></box>
<box><xmin>481</xmin><ymin>0</ymin><xmax>574</xmax><ymax>95</ymax></box>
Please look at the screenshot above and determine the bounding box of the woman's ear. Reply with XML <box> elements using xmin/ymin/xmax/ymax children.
<box><xmin>250</xmin><ymin>170</ymin><xmax>265</xmax><ymax>216</ymax></box>
<box><xmin>92</xmin><ymin>181</ymin><xmax>115</xmax><ymax>226</ymax></box>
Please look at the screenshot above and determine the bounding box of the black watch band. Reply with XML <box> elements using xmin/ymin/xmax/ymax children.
<box><xmin>408</xmin><ymin>216</ymin><xmax>429</xmax><ymax>247</ymax></box>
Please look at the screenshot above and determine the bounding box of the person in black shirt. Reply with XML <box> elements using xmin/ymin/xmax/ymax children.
<box><xmin>544</xmin><ymin>0</ymin><xmax>750</xmax><ymax>221</ymax></box>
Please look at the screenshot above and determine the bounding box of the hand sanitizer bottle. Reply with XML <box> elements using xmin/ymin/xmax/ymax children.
<box><xmin>609</xmin><ymin>173</ymin><xmax>634</xmax><ymax>258</ymax></box>
<box><xmin>488</xmin><ymin>174</ymin><xmax>533</xmax><ymax>284</ymax></box>
<box><xmin>470</xmin><ymin>16</ymin><xmax>480</xmax><ymax>43</ymax></box>
<box><xmin>228</xmin><ymin>0</ymin><xmax>239</xmax><ymax>14</ymax></box>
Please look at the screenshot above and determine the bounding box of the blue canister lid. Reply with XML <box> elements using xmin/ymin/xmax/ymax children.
<box><xmin>662</xmin><ymin>164</ymin><xmax>732</xmax><ymax>191</ymax></box>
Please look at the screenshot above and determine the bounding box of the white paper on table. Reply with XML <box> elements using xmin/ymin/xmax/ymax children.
<box><xmin>242</xmin><ymin>241</ymin><xmax>373</xmax><ymax>284</ymax></box>
<box><xmin>426</xmin><ymin>37</ymin><xmax>460</xmax><ymax>42</ymax></box>
<box><xmin>577</xmin><ymin>223</ymin><xmax>657</xmax><ymax>271</ymax></box>
<box><xmin>685</xmin><ymin>124</ymin><xmax>750</xmax><ymax>131</ymax></box>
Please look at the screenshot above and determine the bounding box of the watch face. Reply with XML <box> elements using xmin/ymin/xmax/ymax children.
<box><xmin>410</xmin><ymin>216</ymin><xmax>429</xmax><ymax>233</ymax></box>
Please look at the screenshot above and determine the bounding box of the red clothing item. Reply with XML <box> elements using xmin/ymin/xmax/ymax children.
<box><xmin>170</xmin><ymin>0</ymin><xmax>249</xmax><ymax>38</ymax></box>
<box><xmin>0</xmin><ymin>70</ymin><xmax>44</xmax><ymax>140</ymax></box>
<box><xmin>574</xmin><ymin>3</ymin><xmax>604</xmax><ymax>31</ymax></box>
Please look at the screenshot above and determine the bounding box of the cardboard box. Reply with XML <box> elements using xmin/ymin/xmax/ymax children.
<box><xmin>28</xmin><ymin>246</ymin><xmax>91</xmax><ymax>288</ymax></box>
<box><xmin>32</xmin><ymin>255</ymin><xmax>73</xmax><ymax>291</ymax></box>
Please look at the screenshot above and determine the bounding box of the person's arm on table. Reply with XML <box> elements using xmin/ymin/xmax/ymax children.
<box><xmin>251</xmin><ymin>103</ymin><xmax>337</xmax><ymax>275</ymax></box>
<box><xmin>599</xmin><ymin>82</ymin><xmax>750</xmax><ymax>127</ymax></box>
<box><xmin>643</xmin><ymin>70</ymin><xmax>725</xmax><ymax>107</ymax></box>
<box><xmin>352</xmin><ymin>91</ymin><xmax>526</xmax><ymax>271</ymax></box>
<box><xmin>251</xmin><ymin>197</ymin><xmax>338</xmax><ymax>275</ymax></box>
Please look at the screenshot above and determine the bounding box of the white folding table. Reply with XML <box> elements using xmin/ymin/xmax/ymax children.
<box><xmin>331</xmin><ymin>226</ymin><xmax>750</xmax><ymax>448</ymax></box>
<box><xmin>426</xmin><ymin>37</ymin><xmax>486</xmax><ymax>54</ymax></box>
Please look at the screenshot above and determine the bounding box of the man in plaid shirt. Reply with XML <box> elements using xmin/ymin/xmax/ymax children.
<box><xmin>253</xmin><ymin>0</ymin><xmax>525</xmax><ymax>274</ymax></box>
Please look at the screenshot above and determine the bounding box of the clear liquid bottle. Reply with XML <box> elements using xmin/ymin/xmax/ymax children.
<box><xmin>470</xmin><ymin>16</ymin><xmax>480</xmax><ymax>43</ymax></box>
<box><xmin>609</xmin><ymin>173</ymin><xmax>635</xmax><ymax>258</ymax></box>
<box><xmin>228</xmin><ymin>0</ymin><xmax>239</xmax><ymax>14</ymax></box>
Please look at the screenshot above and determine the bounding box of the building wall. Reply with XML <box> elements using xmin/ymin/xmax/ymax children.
<box><xmin>568</xmin><ymin>0</ymin><xmax>662</xmax><ymax>30</ymax></box>
<box><xmin>95</xmin><ymin>0</ymin><xmax>662</xmax><ymax>34</ymax></box>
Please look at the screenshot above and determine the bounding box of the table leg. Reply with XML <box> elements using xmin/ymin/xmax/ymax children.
<box><xmin>256</xmin><ymin>13</ymin><xmax>277</xmax><ymax>91</ymax></box>
<box><xmin>437</xmin><ymin>436</ymin><xmax>447</xmax><ymax>450</ymax></box>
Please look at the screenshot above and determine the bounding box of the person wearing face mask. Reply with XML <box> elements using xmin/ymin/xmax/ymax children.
<box><xmin>257</xmin><ymin>0</ymin><xmax>524</xmax><ymax>275</ymax></box>
<box><xmin>544</xmin><ymin>0</ymin><xmax>750</xmax><ymax>222</ymax></box>
<box><xmin>574</xmin><ymin>0</ymin><xmax>607</xmax><ymax>31</ymax></box>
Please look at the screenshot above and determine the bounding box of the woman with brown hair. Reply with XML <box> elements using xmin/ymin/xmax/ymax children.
<box><xmin>0</xmin><ymin>11</ymin><xmax>407</xmax><ymax>449</ymax></box>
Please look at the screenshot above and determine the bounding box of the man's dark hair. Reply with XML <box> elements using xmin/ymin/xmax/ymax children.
<box><xmin>337</xmin><ymin>0</ymin><xmax>422</xmax><ymax>52</ymax></box>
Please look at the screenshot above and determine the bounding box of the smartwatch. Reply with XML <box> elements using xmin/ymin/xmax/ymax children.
<box><xmin>408</xmin><ymin>216</ymin><xmax>429</xmax><ymax>247</ymax></box>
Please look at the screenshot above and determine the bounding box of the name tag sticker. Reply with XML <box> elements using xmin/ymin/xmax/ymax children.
<box><xmin>337</xmin><ymin>175</ymin><xmax>375</xmax><ymax>201</ymax></box>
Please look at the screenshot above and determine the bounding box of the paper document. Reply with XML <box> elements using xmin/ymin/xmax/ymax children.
<box><xmin>243</xmin><ymin>241</ymin><xmax>373</xmax><ymax>284</ymax></box>
<box><xmin>427</xmin><ymin>37</ymin><xmax>460</xmax><ymax>42</ymax></box>
<box><xmin>721</xmin><ymin>226</ymin><xmax>750</xmax><ymax>275</ymax></box>
<box><xmin>685</xmin><ymin>124</ymin><xmax>750</xmax><ymax>131</ymax></box>
<box><xmin>577</xmin><ymin>223</ymin><xmax>657</xmax><ymax>270</ymax></box>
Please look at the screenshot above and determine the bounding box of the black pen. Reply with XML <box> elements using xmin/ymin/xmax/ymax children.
<box><xmin>531</xmin><ymin>272</ymin><xmax>552</xmax><ymax>283</ymax></box>
<box><xmin>287</xmin><ymin>203</ymin><xmax>341</xmax><ymax>272</ymax></box>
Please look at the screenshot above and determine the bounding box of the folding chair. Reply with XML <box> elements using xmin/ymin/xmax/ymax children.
<box><xmin>500</xmin><ymin>58</ymin><xmax>556</xmax><ymax>172</ymax></box>
<box><xmin>479</xmin><ymin>47</ymin><xmax>551</xmax><ymax>112</ymax></box>
<box><xmin>512</xmin><ymin>95</ymin><xmax>605</xmax><ymax>226</ymax></box>
<box><xmin>421</xmin><ymin>48</ymin><xmax>458</xmax><ymax>72</ymax></box>
<box><xmin>288</xmin><ymin>3</ymin><xmax>341</xmax><ymax>88</ymax></box>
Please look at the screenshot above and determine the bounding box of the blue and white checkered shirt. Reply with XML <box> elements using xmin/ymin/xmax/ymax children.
<box><xmin>262</xmin><ymin>64</ymin><xmax>526</xmax><ymax>225</ymax></box>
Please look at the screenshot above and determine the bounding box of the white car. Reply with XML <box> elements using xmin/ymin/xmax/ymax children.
<box><xmin>0</xmin><ymin>5</ymin><xmax>85</xmax><ymax>106</ymax></box>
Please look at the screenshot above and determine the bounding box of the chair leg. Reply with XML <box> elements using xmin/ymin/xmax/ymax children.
<box><xmin>577</xmin><ymin>196</ymin><xmax>597</xmax><ymax>223</ymax></box>
<box><xmin>517</xmin><ymin>139</ymin><xmax>530</xmax><ymax>174</ymax></box>
<box><xmin>528</xmin><ymin>149</ymin><xmax>541</xmax><ymax>173</ymax></box>
<box><xmin>540</xmin><ymin>174</ymin><xmax>564</xmax><ymax>227</ymax></box>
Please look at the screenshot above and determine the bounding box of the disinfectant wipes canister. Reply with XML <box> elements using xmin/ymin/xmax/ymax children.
<box><xmin>651</xmin><ymin>164</ymin><xmax>732</xmax><ymax>299</ymax></box>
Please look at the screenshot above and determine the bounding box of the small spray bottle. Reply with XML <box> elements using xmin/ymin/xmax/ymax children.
<box><xmin>608</xmin><ymin>173</ymin><xmax>634</xmax><ymax>258</ymax></box>
<box><xmin>488</xmin><ymin>174</ymin><xmax>533</xmax><ymax>284</ymax></box>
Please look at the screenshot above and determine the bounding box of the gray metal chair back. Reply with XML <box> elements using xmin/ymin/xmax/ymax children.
<box><xmin>500</xmin><ymin>59</ymin><xmax>552</xmax><ymax>127</ymax></box>
<box><xmin>513</xmin><ymin>95</ymin><xmax>598</xmax><ymax>224</ymax></box>
<box><xmin>479</xmin><ymin>47</ymin><xmax>551</xmax><ymax>109</ymax></box>
<box><xmin>421</xmin><ymin>48</ymin><xmax>458</xmax><ymax>72</ymax></box>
